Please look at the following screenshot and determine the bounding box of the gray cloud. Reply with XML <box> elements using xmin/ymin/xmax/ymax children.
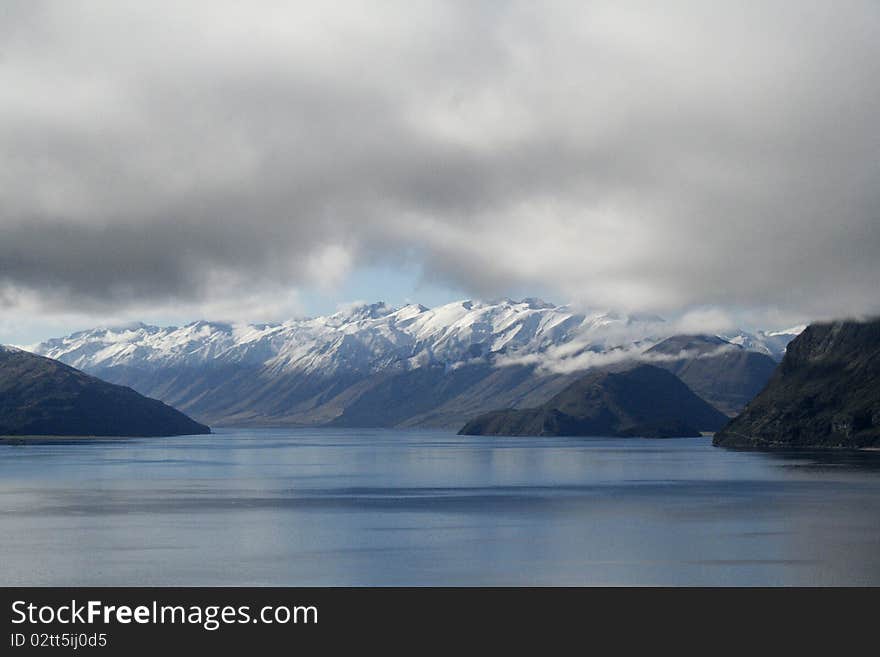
<box><xmin>1</xmin><ymin>0</ymin><xmax>879</xmax><ymax>326</ymax></box>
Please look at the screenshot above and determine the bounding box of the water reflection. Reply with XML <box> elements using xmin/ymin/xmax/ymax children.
<box><xmin>1</xmin><ymin>430</ymin><xmax>879</xmax><ymax>586</ymax></box>
<box><xmin>744</xmin><ymin>447</ymin><xmax>880</xmax><ymax>472</ymax></box>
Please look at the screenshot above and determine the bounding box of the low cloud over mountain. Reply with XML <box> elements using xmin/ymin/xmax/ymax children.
<box><xmin>2</xmin><ymin>1</ymin><xmax>879</xmax><ymax>334</ymax></box>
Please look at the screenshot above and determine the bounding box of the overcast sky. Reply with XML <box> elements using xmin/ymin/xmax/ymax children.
<box><xmin>2</xmin><ymin>1</ymin><xmax>879</xmax><ymax>344</ymax></box>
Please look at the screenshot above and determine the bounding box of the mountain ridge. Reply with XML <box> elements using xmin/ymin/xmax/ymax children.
<box><xmin>0</xmin><ymin>347</ymin><xmax>210</xmax><ymax>437</ymax></box>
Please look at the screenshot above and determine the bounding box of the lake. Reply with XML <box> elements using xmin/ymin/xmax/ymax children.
<box><xmin>1</xmin><ymin>428</ymin><xmax>879</xmax><ymax>586</ymax></box>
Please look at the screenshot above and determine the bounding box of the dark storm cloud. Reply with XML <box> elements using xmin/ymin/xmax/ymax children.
<box><xmin>1</xmin><ymin>0</ymin><xmax>879</xmax><ymax>322</ymax></box>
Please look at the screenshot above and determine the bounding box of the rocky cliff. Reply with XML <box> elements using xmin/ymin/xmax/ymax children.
<box><xmin>714</xmin><ymin>318</ymin><xmax>880</xmax><ymax>448</ymax></box>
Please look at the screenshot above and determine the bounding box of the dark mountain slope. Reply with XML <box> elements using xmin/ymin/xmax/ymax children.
<box><xmin>0</xmin><ymin>347</ymin><xmax>210</xmax><ymax>437</ymax></box>
<box><xmin>714</xmin><ymin>318</ymin><xmax>880</xmax><ymax>448</ymax></box>
<box><xmin>647</xmin><ymin>335</ymin><xmax>778</xmax><ymax>415</ymax></box>
<box><xmin>459</xmin><ymin>363</ymin><xmax>728</xmax><ymax>438</ymax></box>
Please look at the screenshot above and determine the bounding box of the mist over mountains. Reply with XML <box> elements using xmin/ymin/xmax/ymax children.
<box><xmin>646</xmin><ymin>335</ymin><xmax>779</xmax><ymax>416</ymax></box>
<box><xmin>28</xmin><ymin>299</ymin><xmax>801</xmax><ymax>428</ymax></box>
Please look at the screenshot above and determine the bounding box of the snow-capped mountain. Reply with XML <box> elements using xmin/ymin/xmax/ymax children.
<box><xmin>33</xmin><ymin>299</ymin><xmax>650</xmax><ymax>376</ymax></box>
<box><xmin>720</xmin><ymin>326</ymin><xmax>805</xmax><ymax>361</ymax></box>
<box><xmin>28</xmin><ymin>299</ymin><xmax>802</xmax><ymax>428</ymax></box>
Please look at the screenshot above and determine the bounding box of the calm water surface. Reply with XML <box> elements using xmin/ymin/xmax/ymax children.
<box><xmin>1</xmin><ymin>428</ymin><xmax>879</xmax><ymax>586</ymax></box>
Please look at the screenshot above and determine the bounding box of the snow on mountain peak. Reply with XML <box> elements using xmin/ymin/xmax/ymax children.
<box><xmin>28</xmin><ymin>299</ymin><xmax>803</xmax><ymax>377</ymax></box>
<box><xmin>767</xmin><ymin>325</ymin><xmax>807</xmax><ymax>337</ymax></box>
<box><xmin>721</xmin><ymin>325</ymin><xmax>805</xmax><ymax>360</ymax></box>
<box><xmin>29</xmin><ymin>299</ymin><xmax>581</xmax><ymax>374</ymax></box>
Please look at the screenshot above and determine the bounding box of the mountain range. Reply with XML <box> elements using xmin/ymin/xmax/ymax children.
<box><xmin>28</xmin><ymin>299</ymin><xmax>802</xmax><ymax>429</ymax></box>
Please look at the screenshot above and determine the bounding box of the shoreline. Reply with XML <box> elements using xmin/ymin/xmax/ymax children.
<box><xmin>2</xmin><ymin>430</ymin><xmax>878</xmax><ymax>452</ymax></box>
<box><xmin>0</xmin><ymin>435</ymin><xmax>144</xmax><ymax>445</ymax></box>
